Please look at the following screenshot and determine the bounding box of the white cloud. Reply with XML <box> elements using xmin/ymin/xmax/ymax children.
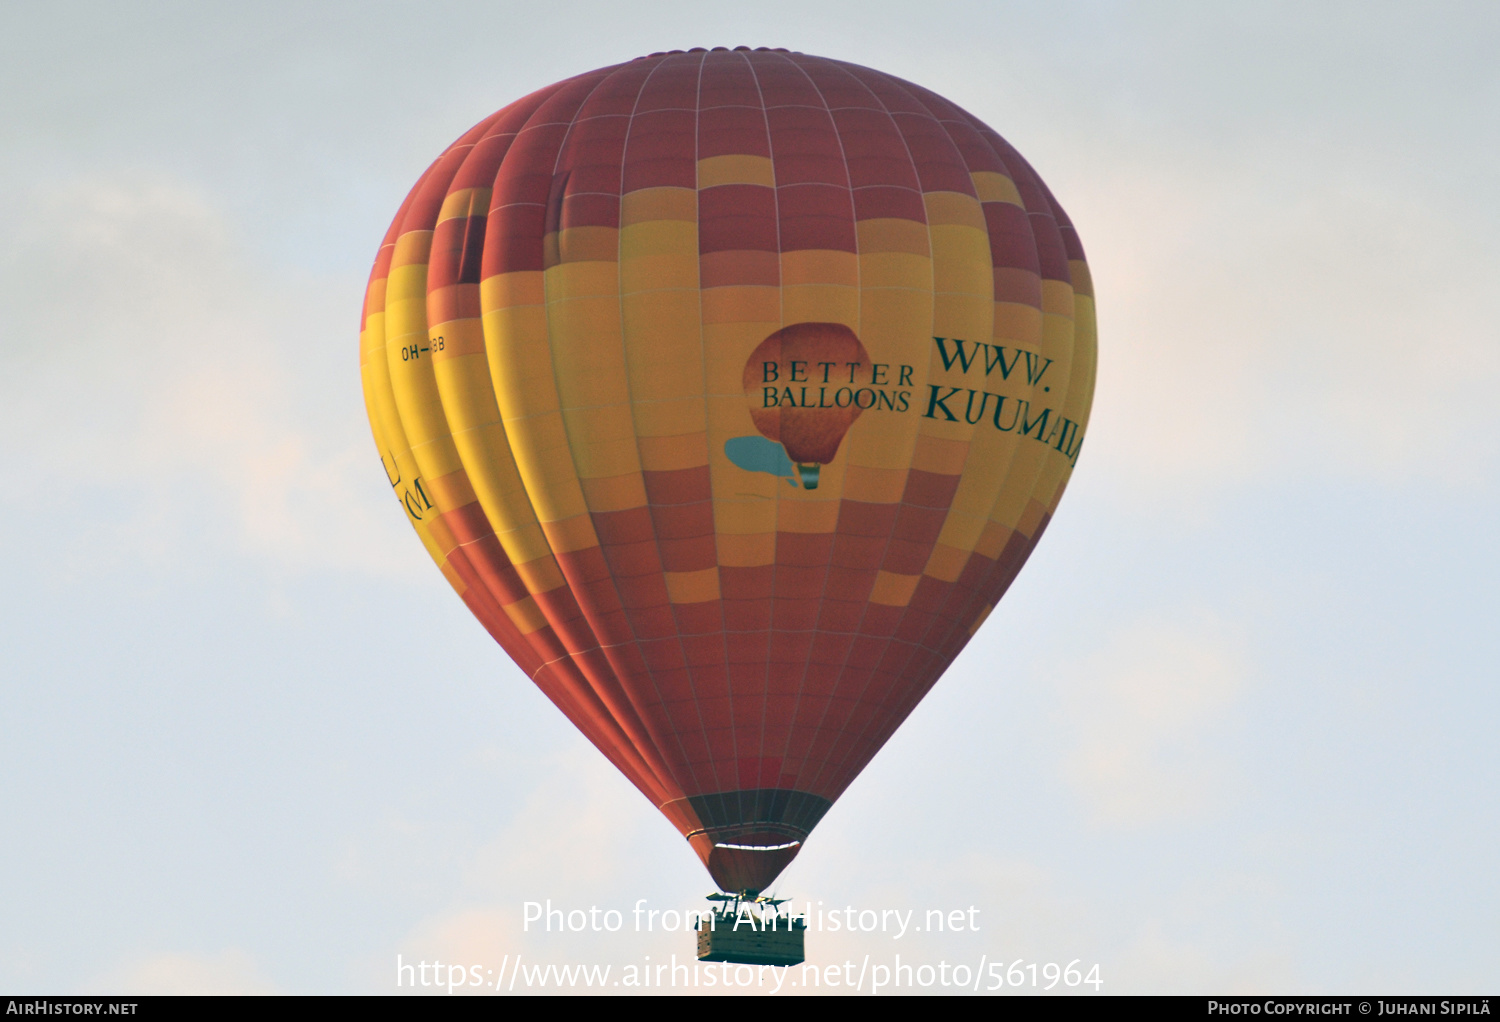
<box><xmin>1054</xmin><ymin>612</ymin><xmax>1247</xmax><ymax>825</ymax></box>
<box><xmin>1110</xmin><ymin>918</ymin><xmax>1296</xmax><ymax>995</ymax></box>
<box><xmin>391</xmin><ymin>909</ymin><xmax>522</xmax><ymax>995</ymax></box>
<box><xmin>0</xmin><ymin>174</ymin><xmax>417</xmax><ymax>579</ymax></box>
<box><xmin>1068</xmin><ymin>135</ymin><xmax>1500</xmax><ymax>501</ymax></box>
<box><xmin>86</xmin><ymin>949</ymin><xmax>276</xmax><ymax>995</ymax></box>
<box><xmin>340</xmin><ymin>742</ymin><xmax>709</xmax><ymax>993</ymax></box>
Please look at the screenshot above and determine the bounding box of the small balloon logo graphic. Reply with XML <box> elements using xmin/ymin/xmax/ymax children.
<box><xmin>742</xmin><ymin>322</ymin><xmax>871</xmax><ymax>489</ymax></box>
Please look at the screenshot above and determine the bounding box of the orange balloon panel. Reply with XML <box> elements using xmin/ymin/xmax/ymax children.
<box><xmin>359</xmin><ymin>47</ymin><xmax>1096</xmax><ymax>895</ymax></box>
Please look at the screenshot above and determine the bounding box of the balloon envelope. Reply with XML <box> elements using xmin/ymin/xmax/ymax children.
<box><xmin>359</xmin><ymin>47</ymin><xmax>1096</xmax><ymax>894</ymax></box>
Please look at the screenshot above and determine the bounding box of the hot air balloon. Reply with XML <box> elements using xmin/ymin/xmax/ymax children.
<box><xmin>359</xmin><ymin>47</ymin><xmax>1096</xmax><ymax>900</ymax></box>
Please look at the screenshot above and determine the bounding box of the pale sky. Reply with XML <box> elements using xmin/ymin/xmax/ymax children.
<box><xmin>2</xmin><ymin>1</ymin><xmax>1496</xmax><ymax>995</ymax></box>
